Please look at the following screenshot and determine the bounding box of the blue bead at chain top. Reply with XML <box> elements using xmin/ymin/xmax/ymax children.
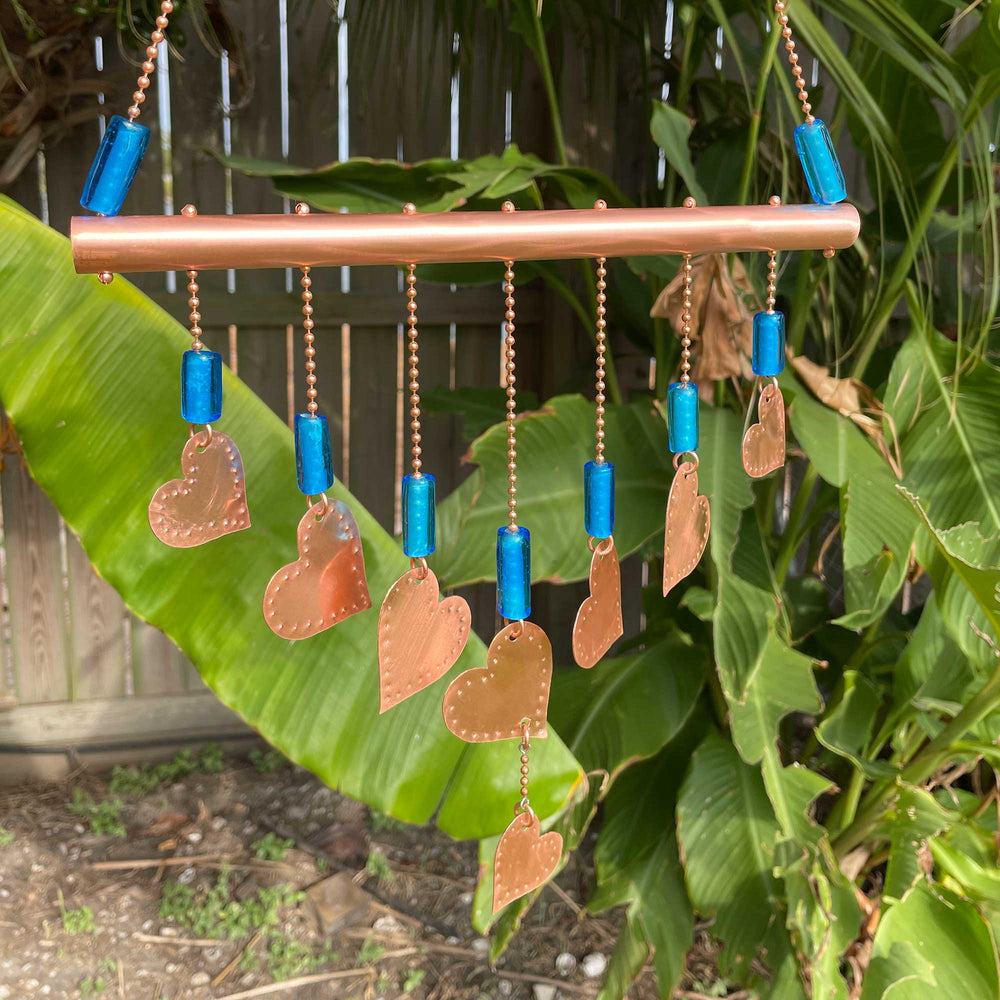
<box><xmin>794</xmin><ymin>119</ymin><xmax>846</xmax><ymax>205</ymax></box>
<box><xmin>497</xmin><ymin>525</ymin><xmax>531</xmax><ymax>620</ymax></box>
<box><xmin>402</xmin><ymin>473</ymin><xmax>436</xmax><ymax>558</ymax></box>
<box><xmin>80</xmin><ymin>115</ymin><xmax>150</xmax><ymax>217</ymax></box>
<box><xmin>667</xmin><ymin>381</ymin><xmax>699</xmax><ymax>454</ymax></box>
<box><xmin>583</xmin><ymin>460</ymin><xmax>615</xmax><ymax>539</ymax></box>
<box><xmin>752</xmin><ymin>311</ymin><xmax>786</xmax><ymax>377</ymax></box>
<box><xmin>180</xmin><ymin>349</ymin><xmax>222</xmax><ymax>424</ymax></box>
<box><xmin>294</xmin><ymin>413</ymin><xmax>334</xmax><ymax>496</ymax></box>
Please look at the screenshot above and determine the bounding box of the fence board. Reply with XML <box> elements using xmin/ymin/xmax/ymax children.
<box><xmin>0</xmin><ymin>456</ymin><xmax>71</xmax><ymax>704</ymax></box>
<box><xmin>65</xmin><ymin>532</ymin><xmax>128</xmax><ymax>699</ymax></box>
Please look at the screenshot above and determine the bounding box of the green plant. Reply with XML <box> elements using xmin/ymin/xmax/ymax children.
<box><xmin>365</xmin><ymin>849</ymin><xmax>395</xmax><ymax>884</ymax></box>
<box><xmin>358</xmin><ymin>936</ymin><xmax>386</xmax><ymax>965</ymax></box>
<box><xmin>59</xmin><ymin>891</ymin><xmax>98</xmax><ymax>935</ymax></box>
<box><xmin>78</xmin><ymin>976</ymin><xmax>107</xmax><ymax>997</ymax></box>
<box><xmin>402</xmin><ymin>969</ymin><xmax>426</xmax><ymax>993</ymax></box>
<box><xmin>249</xmin><ymin>748</ymin><xmax>287</xmax><ymax>774</ymax></box>
<box><xmin>251</xmin><ymin>833</ymin><xmax>294</xmax><ymax>861</ymax></box>
<box><xmin>109</xmin><ymin>744</ymin><xmax>225</xmax><ymax>797</ymax></box>
<box><xmin>158</xmin><ymin>865</ymin><xmax>304</xmax><ymax>941</ymax></box>
<box><xmin>2</xmin><ymin>0</ymin><xmax>1000</xmax><ymax>996</ymax></box>
<box><xmin>66</xmin><ymin>788</ymin><xmax>126</xmax><ymax>838</ymax></box>
<box><xmin>0</xmin><ymin>825</ymin><xmax>13</xmax><ymax>846</ymax></box>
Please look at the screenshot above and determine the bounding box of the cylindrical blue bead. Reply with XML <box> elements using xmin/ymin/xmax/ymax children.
<box><xmin>497</xmin><ymin>525</ymin><xmax>531</xmax><ymax>620</ymax></box>
<box><xmin>294</xmin><ymin>413</ymin><xmax>335</xmax><ymax>496</ymax></box>
<box><xmin>584</xmin><ymin>460</ymin><xmax>615</xmax><ymax>539</ymax></box>
<box><xmin>181</xmin><ymin>350</ymin><xmax>222</xmax><ymax>424</ymax></box>
<box><xmin>752</xmin><ymin>311</ymin><xmax>786</xmax><ymax>376</ymax></box>
<box><xmin>667</xmin><ymin>381</ymin><xmax>699</xmax><ymax>454</ymax></box>
<box><xmin>80</xmin><ymin>114</ymin><xmax>150</xmax><ymax>216</ymax></box>
<box><xmin>402</xmin><ymin>473</ymin><xmax>436</xmax><ymax>558</ymax></box>
<box><xmin>794</xmin><ymin>119</ymin><xmax>847</xmax><ymax>205</ymax></box>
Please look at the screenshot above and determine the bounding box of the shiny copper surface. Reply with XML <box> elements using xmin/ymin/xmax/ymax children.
<box><xmin>263</xmin><ymin>498</ymin><xmax>371</xmax><ymax>639</ymax></box>
<box><xmin>377</xmin><ymin>566</ymin><xmax>471</xmax><ymax>713</ymax></box>
<box><xmin>71</xmin><ymin>203</ymin><xmax>861</xmax><ymax>274</ymax></box>
<box><xmin>492</xmin><ymin>811</ymin><xmax>563</xmax><ymax>913</ymax></box>
<box><xmin>148</xmin><ymin>431</ymin><xmax>250</xmax><ymax>547</ymax></box>
<box><xmin>662</xmin><ymin>458</ymin><xmax>711</xmax><ymax>597</ymax></box>
<box><xmin>742</xmin><ymin>381</ymin><xmax>786</xmax><ymax>478</ymax></box>
<box><xmin>442</xmin><ymin>620</ymin><xmax>552</xmax><ymax>743</ymax></box>
<box><xmin>572</xmin><ymin>537</ymin><xmax>623</xmax><ymax>669</ymax></box>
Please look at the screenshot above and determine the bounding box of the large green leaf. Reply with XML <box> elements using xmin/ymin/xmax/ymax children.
<box><xmin>591</xmin><ymin>740</ymin><xmax>699</xmax><ymax>999</ymax></box>
<box><xmin>885</xmin><ymin>327</ymin><xmax>1000</xmax><ymax>540</ymax></box>
<box><xmin>0</xmin><ymin>196</ymin><xmax>581</xmax><ymax>839</ymax></box>
<box><xmin>698</xmin><ymin>407</ymin><xmax>822</xmax><ymax>763</ymax></box>
<box><xmin>549</xmin><ymin>630</ymin><xmax>706</xmax><ymax>778</ymax></box>
<box><xmin>436</xmin><ymin>395</ymin><xmax>670</xmax><ymax>587</ymax></box>
<box><xmin>676</xmin><ymin>732</ymin><xmax>783</xmax><ymax>982</ymax></box>
<box><xmin>787</xmin><ymin>379</ymin><xmax>918</xmax><ymax>628</ymax></box>
<box><xmin>650</xmin><ymin>102</ymin><xmax>708</xmax><ymax>205</ymax></box>
<box><xmin>860</xmin><ymin>883</ymin><xmax>1000</xmax><ymax>1000</ymax></box>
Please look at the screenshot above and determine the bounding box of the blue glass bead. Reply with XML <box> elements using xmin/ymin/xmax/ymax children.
<box><xmin>793</xmin><ymin>119</ymin><xmax>846</xmax><ymax>205</ymax></box>
<box><xmin>752</xmin><ymin>311</ymin><xmax>786</xmax><ymax>376</ymax></box>
<box><xmin>497</xmin><ymin>525</ymin><xmax>531</xmax><ymax>620</ymax></box>
<box><xmin>402</xmin><ymin>473</ymin><xmax>436</xmax><ymax>558</ymax></box>
<box><xmin>294</xmin><ymin>413</ymin><xmax>334</xmax><ymax>496</ymax></box>
<box><xmin>583</xmin><ymin>460</ymin><xmax>615</xmax><ymax>539</ymax></box>
<box><xmin>667</xmin><ymin>381</ymin><xmax>699</xmax><ymax>454</ymax></box>
<box><xmin>79</xmin><ymin>114</ymin><xmax>150</xmax><ymax>216</ymax></box>
<box><xmin>180</xmin><ymin>350</ymin><xmax>222</xmax><ymax>424</ymax></box>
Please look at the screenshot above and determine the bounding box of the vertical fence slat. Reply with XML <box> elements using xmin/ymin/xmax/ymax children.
<box><xmin>0</xmin><ymin>456</ymin><xmax>71</xmax><ymax>704</ymax></box>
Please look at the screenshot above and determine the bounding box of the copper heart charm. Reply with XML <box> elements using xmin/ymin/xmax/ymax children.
<box><xmin>572</xmin><ymin>537</ymin><xmax>623</xmax><ymax>669</ymax></box>
<box><xmin>148</xmin><ymin>431</ymin><xmax>251</xmax><ymax>548</ymax></box>
<box><xmin>742</xmin><ymin>381</ymin><xmax>786</xmax><ymax>478</ymax></box>
<box><xmin>662</xmin><ymin>459</ymin><xmax>711</xmax><ymax>597</ymax></box>
<box><xmin>442</xmin><ymin>620</ymin><xmax>552</xmax><ymax>743</ymax></box>
<box><xmin>263</xmin><ymin>498</ymin><xmax>372</xmax><ymax>639</ymax></box>
<box><xmin>377</xmin><ymin>566</ymin><xmax>471</xmax><ymax>713</ymax></box>
<box><xmin>493</xmin><ymin>811</ymin><xmax>563</xmax><ymax>913</ymax></box>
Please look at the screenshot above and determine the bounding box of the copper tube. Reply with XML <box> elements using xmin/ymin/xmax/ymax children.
<box><xmin>71</xmin><ymin>203</ymin><xmax>859</xmax><ymax>274</ymax></box>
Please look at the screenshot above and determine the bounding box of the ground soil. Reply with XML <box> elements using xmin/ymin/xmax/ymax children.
<box><xmin>0</xmin><ymin>751</ymin><xmax>723</xmax><ymax>1000</ymax></box>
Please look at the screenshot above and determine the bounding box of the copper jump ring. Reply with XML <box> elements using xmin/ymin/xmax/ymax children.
<box><xmin>588</xmin><ymin>535</ymin><xmax>615</xmax><ymax>557</ymax></box>
<box><xmin>504</xmin><ymin>618</ymin><xmax>525</xmax><ymax>640</ymax></box>
<box><xmin>673</xmin><ymin>450</ymin><xmax>699</xmax><ymax>471</ymax></box>
<box><xmin>410</xmin><ymin>556</ymin><xmax>429</xmax><ymax>580</ymax></box>
<box><xmin>308</xmin><ymin>493</ymin><xmax>330</xmax><ymax>518</ymax></box>
<box><xmin>189</xmin><ymin>423</ymin><xmax>213</xmax><ymax>448</ymax></box>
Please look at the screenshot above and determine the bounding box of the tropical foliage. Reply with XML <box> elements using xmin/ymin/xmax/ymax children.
<box><xmin>2</xmin><ymin>0</ymin><xmax>1000</xmax><ymax>997</ymax></box>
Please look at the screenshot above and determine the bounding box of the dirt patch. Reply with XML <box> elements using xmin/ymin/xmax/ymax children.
<box><xmin>0</xmin><ymin>749</ymin><xmax>680</xmax><ymax>1000</ymax></box>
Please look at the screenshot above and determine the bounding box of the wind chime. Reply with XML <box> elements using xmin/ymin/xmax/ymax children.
<box><xmin>75</xmin><ymin>0</ymin><xmax>849</xmax><ymax>913</ymax></box>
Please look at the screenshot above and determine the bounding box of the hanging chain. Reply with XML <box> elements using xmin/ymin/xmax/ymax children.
<box><xmin>406</xmin><ymin>264</ymin><xmax>423</xmax><ymax>477</ymax></box>
<box><xmin>186</xmin><ymin>270</ymin><xmax>203</xmax><ymax>352</ymax></box>
<box><xmin>766</xmin><ymin>250</ymin><xmax>778</xmax><ymax>314</ymax></box>
<box><xmin>128</xmin><ymin>1</ymin><xmax>174</xmax><ymax>121</ymax></box>
<box><xmin>594</xmin><ymin>257</ymin><xmax>608</xmax><ymax>464</ymax></box>
<box><xmin>518</xmin><ymin>721</ymin><xmax>531</xmax><ymax>813</ymax></box>
<box><xmin>680</xmin><ymin>254</ymin><xmax>693</xmax><ymax>383</ymax></box>
<box><xmin>504</xmin><ymin>258</ymin><xmax>519</xmax><ymax>531</ymax></box>
<box><xmin>774</xmin><ymin>1</ymin><xmax>815</xmax><ymax>125</ymax></box>
<box><xmin>300</xmin><ymin>267</ymin><xmax>319</xmax><ymax>415</ymax></box>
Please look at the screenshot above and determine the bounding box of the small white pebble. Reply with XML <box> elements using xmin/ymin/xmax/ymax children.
<box><xmin>532</xmin><ymin>985</ymin><xmax>557</xmax><ymax>1000</ymax></box>
<box><xmin>471</xmin><ymin>938</ymin><xmax>489</xmax><ymax>958</ymax></box>
<box><xmin>459</xmin><ymin>891</ymin><xmax>474</xmax><ymax>905</ymax></box>
<box><xmin>191</xmin><ymin>971</ymin><xmax>211</xmax><ymax>986</ymax></box>
<box><xmin>581</xmin><ymin>952</ymin><xmax>607</xmax><ymax>979</ymax></box>
<box><xmin>160</xmin><ymin>927</ymin><xmax>179</xmax><ymax>937</ymax></box>
<box><xmin>498</xmin><ymin>980</ymin><xmax>513</xmax><ymax>997</ymax></box>
<box><xmin>187</xmin><ymin>830</ymin><xmax>203</xmax><ymax>844</ymax></box>
<box><xmin>555</xmin><ymin>952</ymin><xmax>577</xmax><ymax>976</ymax></box>
<box><xmin>373</xmin><ymin>915</ymin><xmax>403</xmax><ymax>934</ymax></box>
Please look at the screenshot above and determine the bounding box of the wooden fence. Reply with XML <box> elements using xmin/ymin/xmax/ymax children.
<box><xmin>0</xmin><ymin>2</ymin><xmax>666</xmax><ymax>779</ymax></box>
